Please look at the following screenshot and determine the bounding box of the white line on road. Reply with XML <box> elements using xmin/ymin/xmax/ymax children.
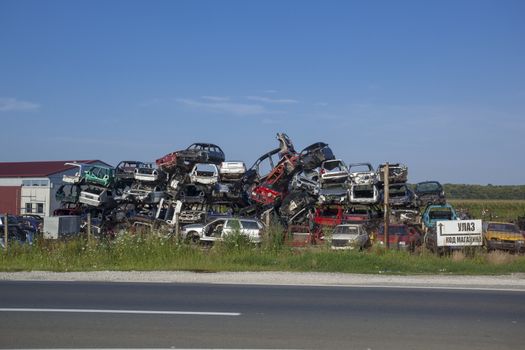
<box><xmin>0</xmin><ymin>308</ymin><xmax>241</xmax><ymax>316</ymax></box>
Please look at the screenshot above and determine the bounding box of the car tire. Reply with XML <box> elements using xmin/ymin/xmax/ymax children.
<box><xmin>186</xmin><ymin>231</ymin><xmax>200</xmax><ymax>244</ymax></box>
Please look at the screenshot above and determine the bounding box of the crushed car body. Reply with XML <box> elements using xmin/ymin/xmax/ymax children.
<box><xmin>377</xmin><ymin>163</ymin><xmax>408</xmax><ymax>184</ymax></box>
<box><xmin>348</xmin><ymin>163</ymin><xmax>377</xmax><ymax>185</ymax></box>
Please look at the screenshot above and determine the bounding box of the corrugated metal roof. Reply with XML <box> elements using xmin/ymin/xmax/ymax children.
<box><xmin>0</xmin><ymin>160</ymin><xmax>109</xmax><ymax>178</ymax></box>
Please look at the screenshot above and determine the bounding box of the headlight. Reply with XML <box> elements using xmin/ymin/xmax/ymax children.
<box><xmin>399</xmin><ymin>241</ymin><xmax>406</xmax><ymax>246</ymax></box>
<box><xmin>517</xmin><ymin>240</ymin><xmax>525</xmax><ymax>244</ymax></box>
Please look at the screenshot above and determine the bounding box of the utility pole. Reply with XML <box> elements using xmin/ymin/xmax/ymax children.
<box><xmin>383</xmin><ymin>164</ymin><xmax>390</xmax><ymax>249</ymax></box>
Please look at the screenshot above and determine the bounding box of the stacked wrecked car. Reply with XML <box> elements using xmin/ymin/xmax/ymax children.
<box><xmin>53</xmin><ymin>133</ymin><xmax>448</xmax><ymax>246</ymax></box>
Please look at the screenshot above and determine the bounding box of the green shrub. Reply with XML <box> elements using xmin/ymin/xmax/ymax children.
<box><xmin>261</xmin><ymin>219</ymin><xmax>286</xmax><ymax>252</ymax></box>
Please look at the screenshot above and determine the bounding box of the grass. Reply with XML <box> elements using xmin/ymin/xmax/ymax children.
<box><xmin>2</xmin><ymin>200</ymin><xmax>524</xmax><ymax>275</ymax></box>
<box><xmin>2</xmin><ymin>233</ymin><xmax>525</xmax><ymax>275</ymax></box>
<box><xmin>449</xmin><ymin>199</ymin><xmax>525</xmax><ymax>222</ymax></box>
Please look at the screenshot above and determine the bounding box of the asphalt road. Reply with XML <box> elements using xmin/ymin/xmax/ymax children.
<box><xmin>1</xmin><ymin>281</ymin><xmax>524</xmax><ymax>349</ymax></box>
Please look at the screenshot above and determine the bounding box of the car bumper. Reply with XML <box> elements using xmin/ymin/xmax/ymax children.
<box><xmin>486</xmin><ymin>240</ymin><xmax>525</xmax><ymax>252</ymax></box>
<box><xmin>378</xmin><ymin>241</ymin><xmax>412</xmax><ymax>251</ymax></box>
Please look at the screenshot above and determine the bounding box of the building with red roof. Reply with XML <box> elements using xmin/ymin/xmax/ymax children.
<box><xmin>0</xmin><ymin>160</ymin><xmax>110</xmax><ymax>216</ymax></box>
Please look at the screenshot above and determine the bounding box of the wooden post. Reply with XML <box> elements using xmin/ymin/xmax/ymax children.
<box><xmin>3</xmin><ymin>213</ymin><xmax>8</xmax><ymax>250</ymax></box>
<box><xmin>174</xmin><ymin>212</ymin><xmax>180</xmax><ymax>240</ymax></box>
<box><xmin>383</xmin><ymin>164</ymin><xmax>390</xmax><ymax>249</ymax></box>
<box><xmin>87</xmin><ymin>212</ymin><xmax>92</xmax><ymax>244</ymax></box>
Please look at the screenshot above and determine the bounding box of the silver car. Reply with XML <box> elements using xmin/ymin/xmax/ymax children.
<box><xmin>200</xmin><ymin>218</ymin><xmax>264</xmax><ymax>243</ymax></box>
<box><xmin>330</xmin><ymin>224</ymin><xmax>370</xmax><ymax>250</ymax></box>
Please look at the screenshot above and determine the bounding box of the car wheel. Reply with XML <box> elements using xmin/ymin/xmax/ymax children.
<box><xmin>186</xmin><ymin>231</ymin><xmax>200</xmax><ymax>244</ymax></box>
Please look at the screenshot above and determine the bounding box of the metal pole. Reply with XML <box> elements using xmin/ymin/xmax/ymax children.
<box><xmin>383</xmin><ymin>164</ymin><xmax>390</xmax><ymax>249</ymax></box>
<box><xmin>4</xmin><ymin>213</ymin><xmax>8</xmax><ymax>251</ymax></box>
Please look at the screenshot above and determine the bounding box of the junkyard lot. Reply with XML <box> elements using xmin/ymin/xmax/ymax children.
<box><xmin>3</xmin><ymin>131</ymin><xmax>525</xmax><ymax>259</ymax></box>
<box><xmin>1</xmin><ymin>280</ymin><xmax>524</xmax><ymax>349</ymax></box>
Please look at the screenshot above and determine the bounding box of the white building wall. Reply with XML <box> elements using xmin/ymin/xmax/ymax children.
<box><xmin>20</xmin><ymin>185</ymin><xmax>51</xmax><ymax>216</ymax></box>
<box><xmin>3</xmin><ymin>160</ymin><xmax>110</xmax><ymax>217</ymax></box>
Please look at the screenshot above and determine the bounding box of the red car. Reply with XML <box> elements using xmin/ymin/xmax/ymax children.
<box><xmin>250</xmin><ymin>186</ymin><xmax>283</xmax><ymax>206</ymax></box>
<box><xmin>376</xmin><ymin>224</ymin><xmax>421</xmax><ymax>251</ymax></box>
<box><xmin>245</xmin><ymin>145</ymin><xmax>299</xmax><ymax>206</ymax></box>
<box><xmin>313</xmin><ymin>205</ymin><xmax>352</xmax><ymax>227</ymax></box>
<box><xmin>285</xmin><ymin>225</ymin><xmax>324</xmax><ymax>246</ymax></box>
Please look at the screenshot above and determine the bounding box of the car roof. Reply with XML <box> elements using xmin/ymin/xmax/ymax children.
<box><xmin>348</xmin><ymin>162</ymin><xmax>373</xmax><ymax>167</ymax></box>
<box><xmin>300</xmin><ymin>142</ymin><xmax>328</xmax><ymax>153</ymax></box>
<box><xmin>188</xmin><ymin>143</ymin><xmax>222</xmax><ymax>148</ymax></box>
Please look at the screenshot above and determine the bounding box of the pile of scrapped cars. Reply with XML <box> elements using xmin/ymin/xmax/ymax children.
<box><xmin>53</xmin><ymin>133</ymin><xmax>452</xmax><ymax>246</ymax></box>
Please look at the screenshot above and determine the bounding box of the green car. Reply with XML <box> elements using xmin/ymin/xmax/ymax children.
<box><xmin>84</xmin><ymin>165</ymin><xmax>115</xmax><ymax>187</ymax></box>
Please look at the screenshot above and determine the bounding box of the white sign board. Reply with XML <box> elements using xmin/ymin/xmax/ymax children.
<box><xmin>436</xmin><ymin>220</ymin><xmax>483</xmax><ymax>247</ymax></box>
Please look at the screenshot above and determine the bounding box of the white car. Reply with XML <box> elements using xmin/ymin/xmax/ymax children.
<box><xmin>330</xmin><ymin>224</ymin><xmax>369</xmax><ymax>250</ymax></box>
<box><xmin>180</xmin><ymin>222</ymin><xmax>206</xmax><ymax>243</ymax></box>
<box><xmin>189</xmin><ymin>163</ymin><xmax>219</xmax><ymax>185</ymax></box>
<box><xmin>79</xmin><ymin>188</ymin><xmax>114</xmax><ymax>207</ymax></box>
<box><xmin>348</xmin><ymin>163</ymin><xmax>377</xmax><ymax>185</ymax></box>
<box><xmin>199</xmin><ymin>218</ymin><xmax>264</xmax><ymax>243</ymax></box>
<box><xmin>134</xmin><ymin>164</ymin><xmax>164</xmax><ymax>182</ymax></box>
<box><xmin>320</xmin><ymin>159</ymin><xmax>349</xmax><ymax>186</ymax></box>
<box><xmin>219</xmin><ymin>161</ymin><xmax>246</xmax><ymax>181</ymax></box>
<box><xmin>62</xmin><ymin>162</ymin><xmax>87</xmax><ymax>184</ymax></box>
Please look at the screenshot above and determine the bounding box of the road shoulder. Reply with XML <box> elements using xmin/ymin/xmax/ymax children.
<box><xmin>2</xmin><ymin>271</ymin><xmax>525</xmax><ymax>291</ymax></box>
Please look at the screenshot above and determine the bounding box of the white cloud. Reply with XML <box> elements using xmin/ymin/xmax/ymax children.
<box><xmin>0</xmin><ymin>97</ymin><xmax>40</xmax><ymax>112</ymax></box>
<box><xmin>246</xmin><ymin>96</ymin><xmax>299</xmax><ymax>104</ymax></box>
<box><xmin>201</xmin><ymin>96</ymin><xmax>230</xmax><ymax>102</ymax></box>
<box><xmin>176</xmin><ymin>98</ymin><xmax>267</xmax><ymax>115</ymax></box>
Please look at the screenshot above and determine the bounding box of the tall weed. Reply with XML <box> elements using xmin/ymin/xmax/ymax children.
<box><xmin>2</xmin><ymin>229</ymin><xmax>525</xmax><ymax>274</ymax></box>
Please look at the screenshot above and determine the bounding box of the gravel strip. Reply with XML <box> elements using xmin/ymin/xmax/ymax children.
<box><xmin>2</xmin><ymin>271</ymin><xmax>525</xmax><ymax>290</ymax></box>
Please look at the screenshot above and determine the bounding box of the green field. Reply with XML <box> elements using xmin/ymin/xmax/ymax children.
<box><xmin>448</xmin><ymin>199</ymin><xmax>525</xmax><ymax>222</ymax></box>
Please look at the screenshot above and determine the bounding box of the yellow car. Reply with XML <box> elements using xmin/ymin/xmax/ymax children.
<box><xmin>483</xmin><ymin>222</ymin><xmax>524</xmax><ymax>253</ymax></box>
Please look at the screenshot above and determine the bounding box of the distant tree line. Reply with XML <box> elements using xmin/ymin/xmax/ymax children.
<box><xmin>442</xmin><ymin>184</ymin><xmax>525</xmax><ymax>200</ymax></box>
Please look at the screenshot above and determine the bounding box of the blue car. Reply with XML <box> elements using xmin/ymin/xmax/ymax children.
<box><xmin>421</xmin><ymin>203</ymin><xmax>458</xmax><ymax>230</ymax></box>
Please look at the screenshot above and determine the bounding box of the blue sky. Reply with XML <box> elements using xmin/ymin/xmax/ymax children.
<box><xmin>1</xmin><ymin>0</ymin><xmax>524</xmax><ymax>184</ymax></box>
